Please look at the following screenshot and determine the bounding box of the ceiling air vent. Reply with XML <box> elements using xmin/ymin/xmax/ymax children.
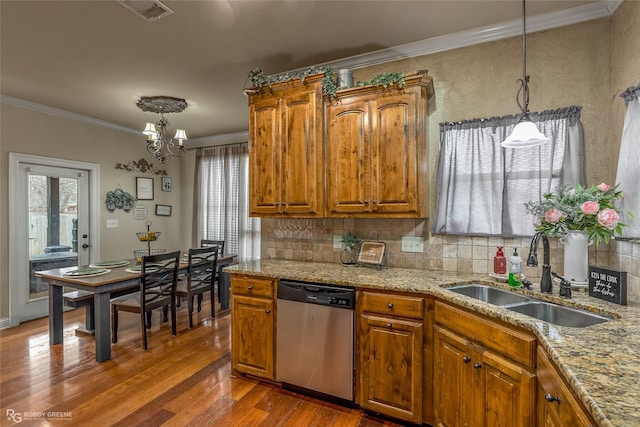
<box><xmin>116</xmin><ymin>0</ymin><xmax>174</xmax><ymax>22</ymax></box>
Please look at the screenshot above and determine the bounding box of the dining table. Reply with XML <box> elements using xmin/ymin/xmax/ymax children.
<box><xmin>35</xmin><ymin>254</ymin><xmax>237</xmax><ymax>362</ymax></box>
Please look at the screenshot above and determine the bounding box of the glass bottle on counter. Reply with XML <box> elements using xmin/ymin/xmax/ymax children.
<box><xmin>494</xmin><ymin>246</ymin><xmax>506</xmax><ymax>275</ymax></box>
<box><xmin>508</xmin><ymin>248</ymin><xmax>522</xmax><ymax>287</ymax></box>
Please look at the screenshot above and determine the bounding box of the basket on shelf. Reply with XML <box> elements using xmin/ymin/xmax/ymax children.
<box><xmin>136</xmin><ymin>231</ymin><xmax>161</xmax><ymax>242</ymax></box>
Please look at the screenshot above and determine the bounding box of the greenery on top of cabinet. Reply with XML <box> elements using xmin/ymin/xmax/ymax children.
<box><xmin>247</xmin><ymin>67</ymin><xmax>406</xmax><ymax>99</ymax></box>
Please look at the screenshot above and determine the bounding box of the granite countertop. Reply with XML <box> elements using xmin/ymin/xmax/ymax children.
<box><xmin>225</xmin><ymin>259</ymin><xmax>640</xmax><ymax>427</ymax></box>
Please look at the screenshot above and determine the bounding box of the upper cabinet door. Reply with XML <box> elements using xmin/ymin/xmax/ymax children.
<box><xmin>249</xmin><ymin>96</ymin><xmax>281</xmax><ymax>215</ymax></box>
<box><xmin>326</xmin><ymin>98</ymin><xmax>371</xmax><ymax>214</ymax></box>
<box><xmin>371</xmin><ymin>91</ymin><xmax>420</xmax><ymax>214</ymax></box>
<box><xmin>280</xmin><ymin>88</ymin><xmax>322</xmax><ymax>215</ymax></box>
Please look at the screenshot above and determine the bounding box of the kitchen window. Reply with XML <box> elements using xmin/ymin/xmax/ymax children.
<box><xmin>432</xmin><ymin>106</ymin><xmax>584</xmax><ymax>237</ymax></box>
<box><xmin>194</xmin><ymin>143</ymin><xmax>260</xmax><ymax>262</ymax></box>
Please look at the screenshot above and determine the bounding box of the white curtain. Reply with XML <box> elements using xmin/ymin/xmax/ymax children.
<box><xmin>193</xmin><ymin>144</ymin><xmax>260</xmax><ymax>263</ymax></box>
<box><xmin>433</xmin><ymin>106</ymin><xmax>584</xmax><ymax>237</ymax></box>
<box><xmin>615</xmin><ymin>85</ymin><xmax>640</xmax><ymax>239</ymax></box>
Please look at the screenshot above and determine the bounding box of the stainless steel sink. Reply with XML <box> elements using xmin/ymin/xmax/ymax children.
<box><xmin>447</xmin><ymin>284</ymin><xmax>531</xmax><ymax>306</ymax></box>
<box><xmin>506</xmin><ymin>301</ymin><xmax>611</xmax><ymax>327</ymax></box>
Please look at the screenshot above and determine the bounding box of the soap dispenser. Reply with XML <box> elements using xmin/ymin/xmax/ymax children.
<box><xmin>494</xmin><ymin>246</ymin><xmax>506</xmax><ymax>275</ymax></box>
<box><xmin>508</xmin><ymin>248</ymin><xmax>522</xmax><ymax>287</ymax></box>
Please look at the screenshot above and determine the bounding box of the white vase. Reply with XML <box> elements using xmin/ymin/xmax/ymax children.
<box><xmin>559</xmin><ymin>231</ymin><xmax>590</xmax><ymax>284</ymax></box>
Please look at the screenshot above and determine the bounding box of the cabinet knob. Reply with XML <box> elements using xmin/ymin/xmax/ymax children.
<box><xmin>544</xmin><ymin>394</ymin><xmax>560</xmax><ymax>403</ymax></box>
<box><xmin>463</xmin><ymin>356</ymin><xmax>471</xmax><ymax>363</ymax></box>
<box><xmin>387</xmin><ymin>303</ymin><xmax>394</xmax><ymax>309</ymax></box>
<box><xmin>386</xmin><ymin>323</ymin><xmax>392</xmax><ymax>328</ymax></box>
<box><xmin>364</xmin><ymin>199</ymin><xmax>368</xmax><ymax>204</ymax></box>
<box><xmin>372</xmin><ymin>199</ymin><xmax>377</xmax><ymax>204</ymax></box>
<box><xmin>281</xmin><ymin>201</ymin><xmax>286</xmax><ymax>206</ymax></box>
<box><xmin>247</xmin><ymin>285</ymin><xmax>253</xmax><ymax>292</ymax></box>
<box><xmin>266</xmin><ymin>309</ymin><xmax>271</xmax><ymax>314</ymax></box>
<box><xmin>473</xmin><ymin>362</ymin><xmax>482</xmax><ymax>369</ymax></box>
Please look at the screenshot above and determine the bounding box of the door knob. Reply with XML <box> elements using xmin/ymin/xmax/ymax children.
<box><xmin>82</xmin><ymin>244</ymin><xmax>89</xmax><ymax>249</ymax></box>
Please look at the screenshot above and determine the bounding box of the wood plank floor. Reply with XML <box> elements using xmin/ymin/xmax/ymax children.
<box><xmin>0</xmin><ymin>301</ymin><xmax>406</xmax><ymax>426</ymax></box>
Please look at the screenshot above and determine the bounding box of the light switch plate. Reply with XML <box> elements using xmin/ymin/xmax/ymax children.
<box><xmin>106</xmin><ymin>219</ymin><xmax>119</xmax><ymax>228</ymax></box>
<box><xmin>402</xmin><ymin>236</ymin><xmax>424</xmax><ymax>253</ymax></box>
<box><xmin>333</xmin><ymin>234</ymin><xmax>343</xmax><ymax>249</ymax></box>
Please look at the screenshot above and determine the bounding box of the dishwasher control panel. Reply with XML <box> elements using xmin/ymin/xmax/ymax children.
<box><xmin>278</xmin><ymin>280</ymin><xmax>355</xmax><ymax>310</ymax></box>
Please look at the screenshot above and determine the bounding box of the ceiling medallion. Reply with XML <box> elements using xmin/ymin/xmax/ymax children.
<box><xmin>136</xmin><ymin>96</ymin><xmax>187</xmax><ymax>114</ymax></box>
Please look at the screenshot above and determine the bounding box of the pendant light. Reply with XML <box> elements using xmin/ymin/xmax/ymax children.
<box><xmin>501</xmin><ymin>0</ymin><xmax>549</xmax><ymax>148</ymax></box>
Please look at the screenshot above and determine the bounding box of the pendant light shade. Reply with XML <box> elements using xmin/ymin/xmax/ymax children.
<box><xmin>502</xmin><ymin>118</ymin><xmax>549</xmax><ymax>148</ymax></box>
<box><xmin>501</xmin><ymin>0</ymin><xmax>549</xmax><ymax>149</ymax></box>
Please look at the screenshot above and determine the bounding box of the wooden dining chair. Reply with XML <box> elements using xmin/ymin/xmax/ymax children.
<box><xmin>200</xmin><ymin>239</ymin><xmax>224</xmax><ymax>302</ymax></box>
<box><xmin>176</xmin><ymin>246</ymin><xmax>219</xmax><ymax>328</ymax></box>
<box><xmin>200</xmin><ymin>239</ymin><xmax>224</xmax><ymax>255</ymax></box>
<box><xmin>111</xmin><ymin>250</ymin><xmax>180</xmax><ymax>350</ymax></box>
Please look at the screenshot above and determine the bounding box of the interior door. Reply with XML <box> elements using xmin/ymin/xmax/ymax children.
<box><xmin>14</xmin><ymin>163</ymin><xmax>91</xmax><ymax>322</ymax></box>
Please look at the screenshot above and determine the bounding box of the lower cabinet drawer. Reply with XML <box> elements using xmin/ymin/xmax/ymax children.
<box><xmin>435</xmin><ymin>301</ymin><xmax>535</xmax><ymax>368</ymax></box>
<box><xmin>360</xmin><ymin>291</ymin><xmax>424</xmax><ymax>319</ymax></box>
<box><xmin>231</xmin><ymin>275</ymin><xmax>274</xmax><ymax>298</ymax></box>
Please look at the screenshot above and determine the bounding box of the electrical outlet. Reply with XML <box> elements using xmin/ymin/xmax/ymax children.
<box><xmin>106</xmin><ymin>219</ymin><xmax>118</xmax><ymax>228</ymax></box>
<box><xmin>401</xmin><ymin>236</ymin><xmax>424</xmax><ymax>253</ymax></box>
<box><xmin>333</xmin><ymin>234</ymin><xmax>343</xmax><ymax>249</ymax></box>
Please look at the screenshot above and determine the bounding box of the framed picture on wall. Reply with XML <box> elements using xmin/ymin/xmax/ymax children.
<box><xmin>161</xmin><ymin>177</ymin><xmax>172</xmax><ymax>192</ymax></box>
<box><xmin>136</xmin><ymin>177</ymin><xmax>154</xmax><ymax>200</ymax></box>
<box><xmin>155</xmin><ymin>204</ymin><xmax>172</xmax><ymax>216</ymax></box>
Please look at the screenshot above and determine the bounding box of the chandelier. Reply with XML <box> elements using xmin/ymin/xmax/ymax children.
<box><xmin>136</xmin><ymin>96</ymin><xmax>188</xmax><ymax>162</ymax></box>
<box><xmin>501</xmin><ymin>0</ymin><xmax>549</xmax><ymax>148</ymax></box>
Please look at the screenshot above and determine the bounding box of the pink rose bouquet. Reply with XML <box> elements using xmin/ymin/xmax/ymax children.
<box><xmin>525</xmin><ymin>183</ymin><xmax>632</xmax><ymax>246</ymax></box>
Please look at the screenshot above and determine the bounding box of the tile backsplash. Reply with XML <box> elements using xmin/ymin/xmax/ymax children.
<box><xmin>261</xmin><ymin>217</ymin><xmax>640</xmax><ymax>300</ymax></box>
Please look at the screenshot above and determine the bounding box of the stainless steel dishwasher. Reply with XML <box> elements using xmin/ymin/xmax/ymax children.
<box><xmin>276</xmin><ymin>280</ymin><xmax>355</xmax><ymax>402</ymax></box>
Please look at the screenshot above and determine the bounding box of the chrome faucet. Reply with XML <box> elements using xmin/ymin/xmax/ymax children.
<box><xmin>527</xmin><ymin>232</ymin><xmax>553</xmax><ymax>293</ymax></box>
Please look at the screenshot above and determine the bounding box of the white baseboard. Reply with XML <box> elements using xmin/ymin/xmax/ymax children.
<box><xmin>0</xmin><ymin>317</ymin><xmax>15</xmax><ymax>330</ymax></box>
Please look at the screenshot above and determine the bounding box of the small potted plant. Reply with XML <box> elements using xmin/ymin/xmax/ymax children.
<box><xmin>340</xmin><ymin>231</ymin><xmax>362</xmax><ymax>265</ymax></box>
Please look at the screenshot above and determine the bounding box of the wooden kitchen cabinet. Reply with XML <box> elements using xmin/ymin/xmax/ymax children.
<box><xmin>326</xmin><ymin>71</ymin><xmax>434</xmax><ymax>217</ymax></box>
<box><xmin>246</xmin><ymin>73</ymin><xmax>323</xmax><ymax>217</ymax></box>
<box><xmin>433</xmin><ymin>301</ymin><xmax>536</xmax><ymax>427</ymax></box>
<box><xmin>537</xmin><ymin>347</ymin><xmax>596</xmax><ymax>427</ymax></box>
<box><xmin>231</xmin><ymin>275</ymin><xmax>276</xmax><ymax>380</ymax></box>
<box><xmin>357</xmin><ymin>291</ymin><xmax>427</xmax><ymax>424</ymax></box>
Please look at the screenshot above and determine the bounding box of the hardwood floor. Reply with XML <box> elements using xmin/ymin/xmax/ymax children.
<box><xmin>0</xmin><ymin>301</ymin><xmax>406</xmax><ymax>426</ymax></box>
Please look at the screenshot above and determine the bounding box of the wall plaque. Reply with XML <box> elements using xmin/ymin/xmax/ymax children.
<box><xmin>588</xmin><ymin>266</ymin><xmax>627</xmax><ymax>305</ymax></box>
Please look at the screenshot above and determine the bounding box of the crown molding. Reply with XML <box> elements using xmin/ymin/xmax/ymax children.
<box><xmin>187</xmin><ymin>131</ymin><xmax>249</xmax><ymax>148</ymax></box>
<box><xmin>1</xmin><ymin>94</ymin><xmax>140</xmax><ymax>136</ymax></box>
<box><xmin>319</xmin><ymin>1</ymin><xmax>622</xmax><ymax>71</ymax></box>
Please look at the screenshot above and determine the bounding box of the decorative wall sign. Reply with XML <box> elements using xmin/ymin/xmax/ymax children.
<box><xmin>588</xmin><ymin>266</ymin><xmax>627</xmax><ymax>305</ymax></box>
<box><xmin>155</xmin><ymin>204</ymin><xmax>172</xmax><ymax>216</ymax></box>
<box><xmin>161</xmin><ymin>177</ymin><xmax>172</xmax><ymax>192</ymax></box>
<box><xmin>133</xmin><ymin>204</ymin><xmax>148</xmax><ymax>220</ymax></box>
<box><xmin>357</xmin><ymin>241</ymin><xmax>386</xmax><ymax>268</ymax></box>
<box><xmin>115</xmin><ymin>158</ymin><xmax>167</xmax><ymax>176</ymax></box>
<box><xmin>136</xmin><ymin>177</ymin><xmax>154</xmax><ymax>200</ymax></box>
